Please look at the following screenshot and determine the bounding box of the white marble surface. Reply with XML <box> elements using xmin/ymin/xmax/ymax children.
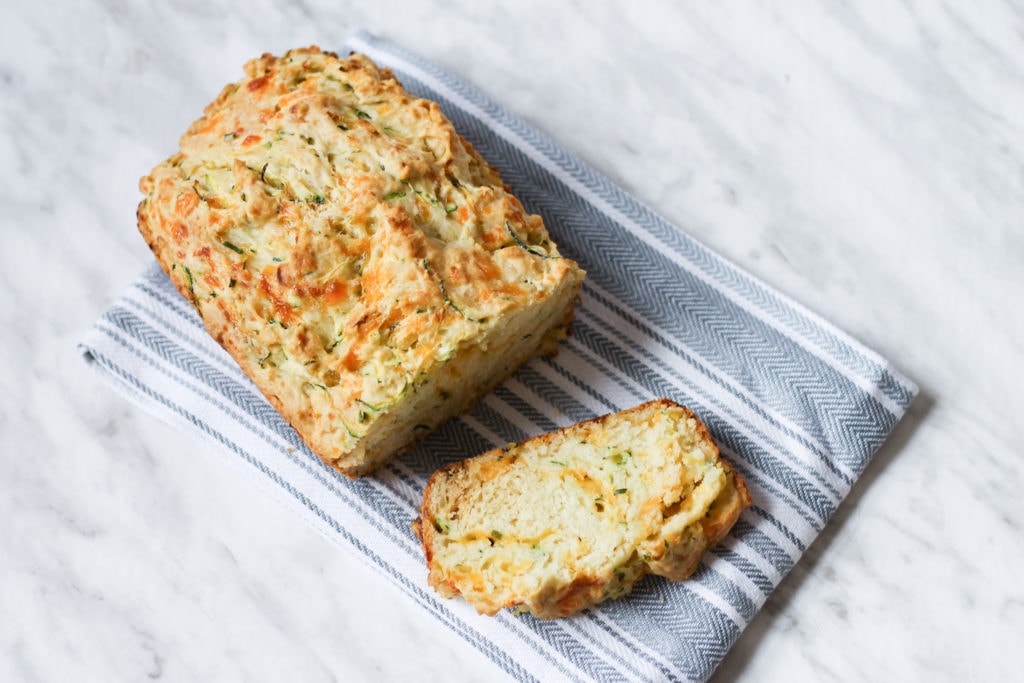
<box><xmin>2</xmin><ymin>1</ymin><xmax>1022</xmax><ymax>680</ymax></box>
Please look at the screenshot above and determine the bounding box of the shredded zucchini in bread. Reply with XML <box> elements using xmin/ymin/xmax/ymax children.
<box><xmin>137</xmin><ymin>47</ymin><xmax>585</xmax><ymax>476</ymax></box>
<box><xmin>414</xmin><ymin>399</ymin><xmax>752</xmax><ymax>618</ymax></box>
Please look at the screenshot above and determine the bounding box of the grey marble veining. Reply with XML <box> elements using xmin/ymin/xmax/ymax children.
<box><xmin>2</xmin><ymin>1</ymin><xmax>1022</xmax><ymax>681</ymax></box>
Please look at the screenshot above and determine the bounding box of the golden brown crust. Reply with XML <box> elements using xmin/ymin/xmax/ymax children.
<box><xmin>416</xmin><ymin>399</ymin><xmax>752</xmax><ymax>618</ymax></box>
<box><xmin>138</xmin><ymin>47</ymin><xmax>585</xmax><ymax>476</ymax></box>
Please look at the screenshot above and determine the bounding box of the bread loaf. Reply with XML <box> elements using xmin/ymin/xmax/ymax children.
<box><xmin>414</xmin><ymin>399</ymin><xmax>751</xmax><ymax>618</ymax></box>
<box><xmin>137</xmin><ymin>47</ymin><xmax>585</xmax><ymax>477</ymax></box>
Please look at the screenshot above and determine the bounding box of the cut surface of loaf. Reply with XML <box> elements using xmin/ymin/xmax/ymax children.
<box><xmin>415</xmin><ymin>399</ymin><xmax>752</xmax><ymax>618</ymax></box>
<box><xmin>137</xmin><ymin>47</ymin><xmax>585</xmax><ymax>477</ymax></box>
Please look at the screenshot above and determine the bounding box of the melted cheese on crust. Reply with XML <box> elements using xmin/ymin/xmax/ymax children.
<box><xmin>137</xmin><ymin>47</ymin><xmax>585</xmax><ymax>476</ymax></box>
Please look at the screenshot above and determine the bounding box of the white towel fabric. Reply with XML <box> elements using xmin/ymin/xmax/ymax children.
<box><xmin>79</xmin><ymin>31</ymin><xmax>917</xmax><ymax>682</ymax></box>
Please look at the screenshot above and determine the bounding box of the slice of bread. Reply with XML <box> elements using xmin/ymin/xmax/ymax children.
<box><xmin>137</xmin><ymin>47</ymin><xmax>585</xmax><ymax>477</ymax></box>
<box><xmin>414</xmin><ymin>399</ymin><xmax>751</xmax><ymax>618</ymax></box>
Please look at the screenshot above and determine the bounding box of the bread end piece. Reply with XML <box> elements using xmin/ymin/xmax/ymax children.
<box><xmin>415</xmin><ymin>399</ymin><xmax>752</xmax><ymax>618</ymax></box>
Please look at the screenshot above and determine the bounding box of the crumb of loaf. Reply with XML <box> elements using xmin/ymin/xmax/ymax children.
<box><xmin>415</xmin><ymin>399</ymin><xmax>752</xmax><ymax>618</ymax></box>
<box><xmin>137</xmin><ymin>47</ymin><xmax>585</xmax><ymax>476</ymax></box>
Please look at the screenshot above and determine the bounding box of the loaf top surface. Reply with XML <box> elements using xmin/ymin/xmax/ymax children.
<box><xmin>416</xmin><ymin>399</ymin><xmax>751</xmax><ymax>617</ymax></box>
<box><xmin>137</xmin><ymin>47</ymin><xmax>583</xmax><ymax>468</ymax></box>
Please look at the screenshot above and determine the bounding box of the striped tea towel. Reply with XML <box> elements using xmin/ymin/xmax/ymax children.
<box><xmin>79</xmin><ymin>31</ymin><xmax>917</xmax><ymax>683</ymax></box>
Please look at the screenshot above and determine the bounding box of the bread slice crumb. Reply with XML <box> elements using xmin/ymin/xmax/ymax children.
<box><xmin>414</xmin><ymin>399</ymin><xmax>752</xmax><ymax>618</ymax></box>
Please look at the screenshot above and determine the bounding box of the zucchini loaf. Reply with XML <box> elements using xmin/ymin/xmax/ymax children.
<box><xmin>137</xmin><ymin>47</ymin><xmax>585</xmax><ymax>477</ymax></box>
<box><xmin>414</xmin><ymin>399</ymin><xmax>752</xmax><ymax>618</ymax></box>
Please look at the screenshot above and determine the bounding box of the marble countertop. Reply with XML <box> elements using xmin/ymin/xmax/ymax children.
<box><xmin>3</xmin><ymin>1</ymin><xmax>1021</xmax><ymax>681</ymax></box>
